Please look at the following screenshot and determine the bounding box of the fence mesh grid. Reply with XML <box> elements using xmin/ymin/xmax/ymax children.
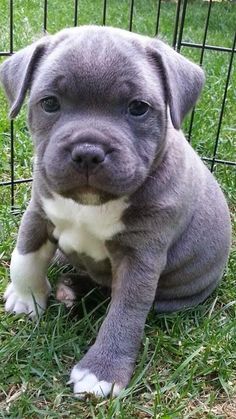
<box><xmin>0</xmin><ymin>0</ymin><xmax>235</xmax><ymax>210</ymax></box>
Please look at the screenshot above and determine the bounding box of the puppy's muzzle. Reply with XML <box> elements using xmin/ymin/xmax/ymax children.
<box><xmin>71</xmin><ymin>143</ymin><xmax>107</xmax><ymax>173</ymax></box>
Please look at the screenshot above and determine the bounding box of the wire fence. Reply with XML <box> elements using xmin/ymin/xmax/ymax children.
<box><xmin>0</xmin><ymin>0</ymin><xmax>235</xmax><ymax>210</ymax></box>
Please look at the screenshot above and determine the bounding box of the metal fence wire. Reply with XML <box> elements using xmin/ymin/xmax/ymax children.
<box><xmin>0</xmin><ymin>0</ymin><xmax>235</xmax><ymax>210</ymax></box>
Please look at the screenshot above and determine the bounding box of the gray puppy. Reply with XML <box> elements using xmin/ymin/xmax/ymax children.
<box><xmin>0</xmin><ymin>26</ymin><xmax>231</xmax><ymax>398</ymax></box>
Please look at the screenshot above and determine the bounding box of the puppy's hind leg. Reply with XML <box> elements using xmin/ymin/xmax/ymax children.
<box><xmin>56</xmin><ymin>273</ymin><xmax>110</xmax><ymax>308</ymax></box>
<box><xmin>56</xmin><ymin>273</ymin><xmax>95</xmax><ymax>308</ymax></box>
<box><xmin>54</xmin><ymin>250</ymin><xmax>97</xmax><ymax>307</ymax></box>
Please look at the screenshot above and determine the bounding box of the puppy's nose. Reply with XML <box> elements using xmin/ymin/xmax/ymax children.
<box><xmin>71</xmin><ymin>143</ymin><xmax>106</xmax><ymax>171</ymax></box>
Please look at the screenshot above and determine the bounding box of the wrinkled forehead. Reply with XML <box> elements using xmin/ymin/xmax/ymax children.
<box><xmin>32</xmin><ymin>30</ymin><xmax>160</xmax><ymax>102</ymax></box>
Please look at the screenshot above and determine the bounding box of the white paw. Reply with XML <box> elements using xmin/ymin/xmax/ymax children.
<box><xmin>68</xmin><ymin>366</ymin><xmax>122</xmax><ymax>398</ymax></box>
<box><xmin>4</xmin><ymin>281</ymin><xmax>50</xmax><ymax>317</ymax></box>
<box><xmin>56</xmin><ymin>282</ymin><xmax>76</xmax><ymax>308</ymax></box>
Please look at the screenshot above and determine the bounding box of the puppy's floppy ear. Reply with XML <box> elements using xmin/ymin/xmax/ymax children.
<box><xmin>0</xmin><ymin>37</ymin><xmax>49</xmax><ymax>118</ymax></box>
<box><xmin>147</xmin><ymin>40</ymin><xmax>205</xmax><ymax>130</ymax></box>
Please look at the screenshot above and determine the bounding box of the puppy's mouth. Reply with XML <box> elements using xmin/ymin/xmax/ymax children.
<box><xmin>41</xmin><ymin>146</ymin><xmax>137</xmax><ymax>203</ymax></box>
<box><xmin>41</xmin><ymin>162</ymin><xmax>116</xmax><ymax>204</ymax></box>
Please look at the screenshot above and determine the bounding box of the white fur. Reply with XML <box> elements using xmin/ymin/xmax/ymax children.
<box><xmin>42</xmin><ymin>193</ymin><xmax>129</xmax><ymax>261</ymax></box>
<box><xmin>4</xmin><ymin>241</ymin><xmax>55</xmax><ymax>317</ymax></box>
<box><xmin>69</xmin><ymin>366</ymin><xmax>121</xmax><ymax>398</ymax></box>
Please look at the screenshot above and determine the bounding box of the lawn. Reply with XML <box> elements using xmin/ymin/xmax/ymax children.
<box><xmin>0</xmin><ymin>0</ymin><xmax>235</xmax><ymax>417</ymax></box>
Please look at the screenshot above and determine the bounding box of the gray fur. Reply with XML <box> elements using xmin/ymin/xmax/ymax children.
<box><xmin>0</xmin><ymin>26</ymin><xmax>231</xmax><ymax>393</ymax></box>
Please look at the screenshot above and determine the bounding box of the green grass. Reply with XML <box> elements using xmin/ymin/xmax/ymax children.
<box><xmin>0</xmin><ymin>1</ymin><xmax>235</xmax><ymax>417</ymax></box>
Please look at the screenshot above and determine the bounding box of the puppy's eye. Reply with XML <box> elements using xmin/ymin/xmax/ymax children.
<box><xmin>128</xmin><ymin>100</ymin><xmax>150</xmax><ymax>117</ymax></box>
<box><xmin>41</xmin><ymin>96</ymin><xmax>60</xmax><ymax>113</ymax></box>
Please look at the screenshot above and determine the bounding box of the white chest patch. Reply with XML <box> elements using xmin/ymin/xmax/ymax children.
<box><xmin>42</xmin><ymin>193</ymin><xmax>129</xmax><ymax>261</ymax></box>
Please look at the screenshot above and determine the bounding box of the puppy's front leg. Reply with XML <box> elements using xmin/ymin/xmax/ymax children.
<box><xmin>69</xmin><ymin>249</ymin><xmax>166</xmax><ymax>398</ymax></box>
<box><xmin>4</xmin><ymin>203</ymin><xmax>56</xmax><ymax>317</ymax></box>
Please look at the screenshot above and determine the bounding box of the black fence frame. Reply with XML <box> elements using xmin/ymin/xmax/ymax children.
<box><xmin>0</xmin><ymin>0</ymin><xmax>235</xmax><ymax>209</ymax></box>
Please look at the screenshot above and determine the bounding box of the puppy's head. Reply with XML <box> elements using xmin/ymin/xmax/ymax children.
<box><xmin>0</xmin><ymin>26</ymin><xmax>204</xmax><ymax>203</ymax></box>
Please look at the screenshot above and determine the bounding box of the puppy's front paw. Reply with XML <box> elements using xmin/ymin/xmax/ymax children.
<box><xmin>69</xmin><ymin>366</ymin><xmax>122</xmax><ymax>398</ymax></box>
<box><xmin>4</xmin><ymin>281</ymin><xmax>51</xmax><ymax>317</ymax></box>
<box><xmin>68</xmin><ymin>345</ymin><xmax>133</xmax><ymax>399</ymax></box>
